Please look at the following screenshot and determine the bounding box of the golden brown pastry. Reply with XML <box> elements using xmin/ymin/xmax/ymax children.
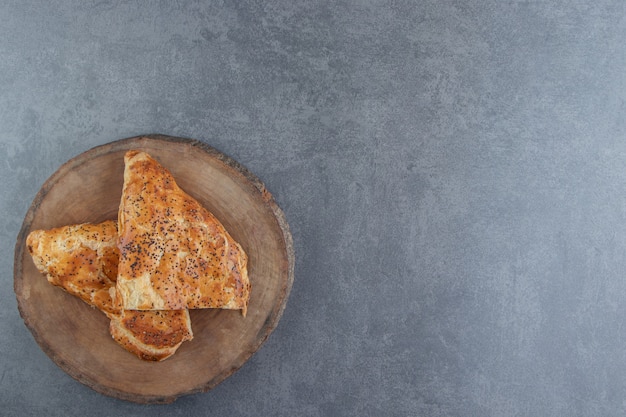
<box><xmin>26</xmin><ymin>221</ymin><xmax>193</xmax><ymax>361</ymax></box>
<box><xmin>117</xmin><ymin>150</ymin><xmax>250</xmax><ymax>315</ymax></box>
<box><xmin>26</xmin><ymin>221</ymin><xmax>121</xmax><ymax>315</ymax></box>
<box><xmin>109</xmin><ymin>308</ymin><xmax>192</xmax><ymax>361</ymax></box>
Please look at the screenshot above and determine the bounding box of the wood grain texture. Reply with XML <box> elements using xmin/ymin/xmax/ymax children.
<box><xmin>14</xmin><ymin>134</ymin><xmax>294</xmax><ymax>403</ymax></box>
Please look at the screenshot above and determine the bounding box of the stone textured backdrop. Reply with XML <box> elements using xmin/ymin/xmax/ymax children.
<box><xmin>2</xmin><ymin>1</ymin><xmax>626</xmax><ymax>416</ymax></box>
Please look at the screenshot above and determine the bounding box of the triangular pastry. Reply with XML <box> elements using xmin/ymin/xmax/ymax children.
<box><xmin>116</xmin><ymin>150</ymin><xmax>250</xmax><ymax>315</ymax></box>
<box><xmin>26</xmin><ymin>221</ymin><xmax>193</xmax><ymax>361</ymax></box>
<box><xmin>26</xmin><ymin>221</ymin><xmax>121</xmax><ymax>315</ymax></box>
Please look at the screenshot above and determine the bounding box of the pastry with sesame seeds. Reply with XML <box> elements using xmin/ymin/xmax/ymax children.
<box><xmin>116</xmin><ymin>150</ymin><xmax>250</xmax><ymax>315</ymax></box>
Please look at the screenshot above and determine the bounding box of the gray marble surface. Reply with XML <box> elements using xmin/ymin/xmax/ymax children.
<box><xmin>2</xmin><ymin>1</ymin><xmax>626</xmax><ymax>416</ymax></box>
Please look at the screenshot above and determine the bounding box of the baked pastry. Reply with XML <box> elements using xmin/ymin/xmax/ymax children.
<box><xmin>116</xmin><ymin>150</ymin><xmax>250</xmax><ymax>315</ymax></box>
<box><xmin>109</xmin><ymin>308</ymin><xmax>192</xmax><ymax>361</ymax></box>
<box><xmin>26</xmin><ymin>221</ymin><xmax>193</xmax><ymax>361</ymax></box>
<box><xmin>26</xmin><ymin>221</ymin><xmax>121</xmax><ymax>315</ymax></box>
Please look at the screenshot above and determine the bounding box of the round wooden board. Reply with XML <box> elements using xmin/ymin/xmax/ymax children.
<box><xmin>13</xmin><ymin>134</ymin><xmax>294</xmax><ymax>403</ymax></box>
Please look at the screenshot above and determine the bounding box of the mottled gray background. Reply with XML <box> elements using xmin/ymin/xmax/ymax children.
<box><xmin>1</xmin><ymin>0</ymin><xmax>626</xmax><ymax>416</ymax></box>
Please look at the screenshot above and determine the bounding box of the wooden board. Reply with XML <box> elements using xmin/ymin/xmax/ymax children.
<box><xmin>13</xmin><ymin>134</ymin><xmax>294</xmax><ymax>403</ymax></box>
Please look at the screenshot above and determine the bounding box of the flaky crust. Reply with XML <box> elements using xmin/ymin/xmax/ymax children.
<box><xmin>109</xmin><ymin>309</ymin><xmax>193</xmax><ymax>361</ymax></box>
<box><xmin>117</xmin><ymin>150</ymin><xmax>250</xmax><ymax>314</ymax></box>
<box><xmin>26</xmin><ymin>221</ymin><xmax>121</xmax><ymax>315</ymax></box>
<box><xmin>26</xmin><ymin>221</ymin><xmax>193</xmax><ymax>361</ymax></box>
